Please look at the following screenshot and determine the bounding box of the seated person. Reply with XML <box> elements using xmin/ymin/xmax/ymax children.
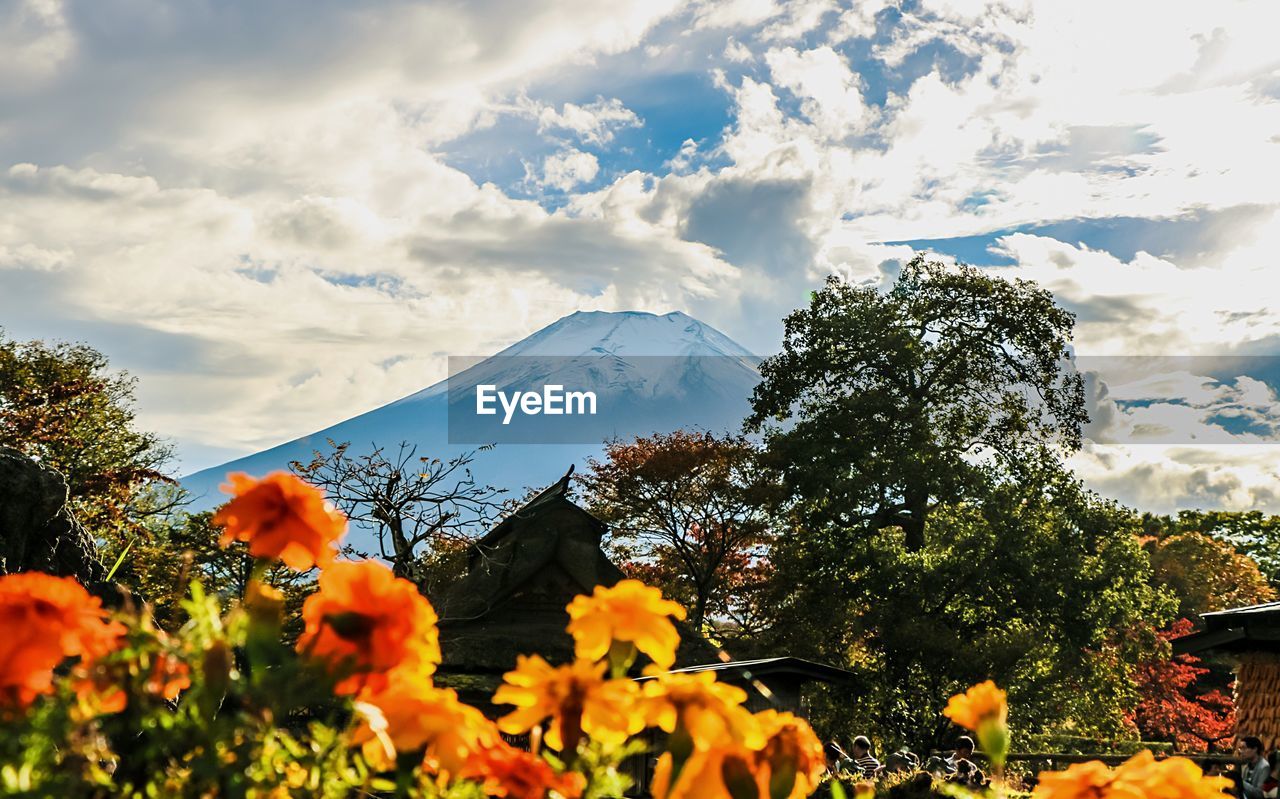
<box><xmin>950</xmin><ymin>736</ymin><xmax>976</xmax><ymax>769</ymax></box>
<box><xmin>852</xmin><ymin>736</ymin><xmax>883</xmax><ymax>778</ymax></box>
<box><xmin>827</xmin><ymin>741</ymin><xmax>857</xmax><ymax>777</ymax></box>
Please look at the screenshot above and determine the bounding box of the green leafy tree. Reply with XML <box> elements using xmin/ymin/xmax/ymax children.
<box><xmin>747</xmin><ymin>256</ymin><xmax>1086</xmax><ymax>551</ymax></box>
<box><xmin>746</xmin><ymin>259</ymin><xmax>1165</xmax><ymax>746</ymax></box>
<box><xmin>762</xmin><ymin>467</ymin><xmax>1170</xmax><ymax>748</ymax></box>
<box><xmin>120</xmin><ymin>510</ymin><xmax>317</xmax><ymax>635</ymax></box>
<box><xmin>1139</xmin><ymin>525</ymin><xmax>1275</xmax><ymax>620</ymax></box>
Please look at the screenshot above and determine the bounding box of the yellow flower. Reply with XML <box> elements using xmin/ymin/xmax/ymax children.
<box><xmin>493</xmin><ymin>654</ymin><xmax>643</xmax><ymax>751</ymax></box>
<box><xmin>754</xmin><ymin>710</ymin><xmax>826</xmax><ymax>799</ymax></box>
<box><xmin>943</xmin><ymin>680</ymin><xmax>1009</xmax><ymax>767</ymax></box>
<box><xmin>1031</xmin><ymin>753</ymin><xmax>1232</xmax><ymax>799</ymax></box>
<box><xmin>943</xmin><ymin>680</ymin><xmax>1007</xmax><ymax>731</ymax></box>
<box><xmin>566</xmin><ymin>580</ymin><xmax>687</xmax><ymax>668</ymax></box>
<box><xmin>652</xmin><ymin>746</ymin><xmax>748</xmax><ymax>799</ymax></box>
<box><xmin>640</xmin><ymin>668</ymin><xmax>762</xmax><ymax>750</ymax></box>
<box><xmin>1115</xmin><ymin>752</ymin><xmax>1232</xmax><ymax>799</ymax></box>
<box><xmin>650</xmin><ymin>707</ymin><xmax>823</xmax><ymax>799</ymax></box>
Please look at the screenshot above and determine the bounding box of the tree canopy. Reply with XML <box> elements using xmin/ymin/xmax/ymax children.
<box><xmin>747</xmin><ymin>256</ymin><xmax>1086</xmax><ymax>551</ymax></box>
<box><xmin>0</xmin><ymin>331</ymin><xmax>176</xmax><ymax>538</ymax></box>
<box><xmin>579</xmin><ymin>430</ymin><xmax>774</xmax><ymax>632</ymax></box>
<box><xmin>744</xmin><ymin>260</ymin><xmax>1166</xmax><ymax>748</ymax></box>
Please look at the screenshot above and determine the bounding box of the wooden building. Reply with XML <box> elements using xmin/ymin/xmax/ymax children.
<box><xmin>433</xmin><ymin>466</ymin><xmax>854</xmax><ymax>719</ymax></box>
<box><xmin>1174</xmin><ymin>600</ymin><xmax>1280</xmax><ymax>750</ymax></box>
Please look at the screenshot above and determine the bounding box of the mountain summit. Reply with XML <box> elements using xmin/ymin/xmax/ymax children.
<box><xmin>181</xmin><ymin>310</ymin><xmax>762</xmax><ymax>516</ymax></box>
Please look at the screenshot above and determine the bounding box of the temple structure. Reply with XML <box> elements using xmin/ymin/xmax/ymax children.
<box><xmin>433</xmin><ymin>466</ymin><xmax>854</xmax><ymax>718</ymax></box>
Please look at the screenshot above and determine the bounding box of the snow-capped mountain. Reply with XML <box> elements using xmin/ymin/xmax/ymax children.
<box><xmin>181</xmin><ymin>311</ymin><xmax>763</xmax><ymax>525</ymax></box>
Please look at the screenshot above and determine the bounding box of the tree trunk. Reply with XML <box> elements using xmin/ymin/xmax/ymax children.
<box><xmin>388</xmin><ymin>516</ymin><xmax>413</xmax><ymax>580</ymax></box>
<box><xmin>691</xmin><ymin>586</ymin><xmax>710</xmax><ymax>632</ymax></box>
<box><xmin>902</xmin><ymin>487</ymin><xmax>928</xmax><ymax>551</ymax></box>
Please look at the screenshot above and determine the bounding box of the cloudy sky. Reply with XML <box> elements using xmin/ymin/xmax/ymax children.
<box><xmin>3</xmin><ymin>0</ymin><xmax>1280</xmax><ymax>512</ymax></box>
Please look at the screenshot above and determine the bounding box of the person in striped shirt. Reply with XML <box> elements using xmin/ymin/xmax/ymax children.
<box><xmin>851</xmin><ymin>736</ymin><xmax>882</xmax><ymax>777</ymax></box>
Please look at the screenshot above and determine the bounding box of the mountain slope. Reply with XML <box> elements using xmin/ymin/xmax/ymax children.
<box><xmin>181</xmin><ymin>311</ymin><xmax>762</xmax><ymax>524</ymax></box>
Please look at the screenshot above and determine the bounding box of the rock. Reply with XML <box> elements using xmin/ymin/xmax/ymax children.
<box><xmin>0</xmin><ymin>446</ymin><xmax>105</xmax><ymax>582</ymax></box>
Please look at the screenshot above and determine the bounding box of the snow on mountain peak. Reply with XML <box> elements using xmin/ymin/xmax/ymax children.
<box><xmin>181</xmin><ymin>310</ymin><xmax>762</xmax><ymax>516</ymax></box>
<box><xmin>496</xmin><ymin>310</ymin><xmax>754</xmax><ymax>359</ymax></box>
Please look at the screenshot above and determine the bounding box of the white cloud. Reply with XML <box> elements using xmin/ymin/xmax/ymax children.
<box><xmin>829</xmin><ymin>0</ymin><xmax>891</xmax><ymax>40</ymax></box>
<box><xmin>539</xmin><ymin>149</ymin><xmax>601</xmax><ymax>190</ymax></box>
<box><xmin>692</xmin><ymin>0</ymin><xmax>783</xmax><ymax>31</ymax></box>
<box><xmin>533</xmin><ymin>97</ymin><xmax>642</xmax><ymax>145</ymax></box>
<box><xmin>1072</xmin><ymin>443</ymin><xmax>1280</xmax><ymax>515</ymax></box>
<box><xmin>765</xmin><ymin>45</ymin><xmax>871</xmax><ymax>139</ymax></box>
<box><xmin>666</xmin><ymin>138</ymin><xmax>701</xmax><ymax>172</ymax></box>
<box><xmin>0</xmin><ymin>0</ymin><xmax>74</xmax><ymax>90</ymax></box>
<box><xmin>758</xmin><ymin>0</ymin><xmax>837</xmax><ymax>42</ymax></box>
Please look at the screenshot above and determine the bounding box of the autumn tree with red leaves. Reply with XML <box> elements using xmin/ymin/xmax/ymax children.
<box><xmin>1129</xmin><ymin>619</ymin><xmax>1235</xmax><ymax>751</ymax></box>
<box><xmin>578</xmin><ymin>430</ymin><xmax>774</xmax><ymax>631</ymax></box>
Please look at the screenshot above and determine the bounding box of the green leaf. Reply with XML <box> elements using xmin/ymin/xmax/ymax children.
<box><xmin>105</xmin><ymin>537</ymin><xmax>134</xmax><ymax>582</ymax></box>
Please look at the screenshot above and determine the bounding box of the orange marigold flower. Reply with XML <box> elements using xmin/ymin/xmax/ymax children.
<box><xmin>943</xmin><ymin>680</ymin><xmax>1007</xmax><ymax>732</ymax></box>
<box><xmin>71</xmin><ymin>668</ymin><xmax>128</xmax><ymax>718</ymax></box>
<box><xmin>0</xmin><ymin>572</ymin><xmax>124</xmax><ymax>709</ymax></box>
<box><xmin>464</xmin><ymin>740</ymin><xmax>585</xmax><ymax>799</ymax></box>
<box><xmin>145</xmin><ymin>652</ymin><xmax>191</xmax><ymax>700</ymax></box>
<box><xmin>640</xmin><ymin>668</ymin><xmax>762</xmax><ymax>750</ymax></box>
<box><xmin>214</xmin><ymin>472</ymin><xmax>346</xmax><ymax>571</ymax></box>
<box><xmin>353</xmin><ymin>672</ymin><xmax>497</xmax><ymax>780</ymax></box>
<box><xmin>566</xmin><ymin>580</ymin><xmax>687</xmax><ymax>668</ymax></box>
<box><xmin>944</xmin><ymin>680</ymin><xmax>1010</xmax><ymax>766</ymax></box>
<box><xmin>493</xmin><ymin>654</ymin><xmax>643</xmax><ymax>751</ymax></box>
<box><xmin>297</xmin><ymin>560</ymin><xmax>441</xmax><ymax>694</ymax></box>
